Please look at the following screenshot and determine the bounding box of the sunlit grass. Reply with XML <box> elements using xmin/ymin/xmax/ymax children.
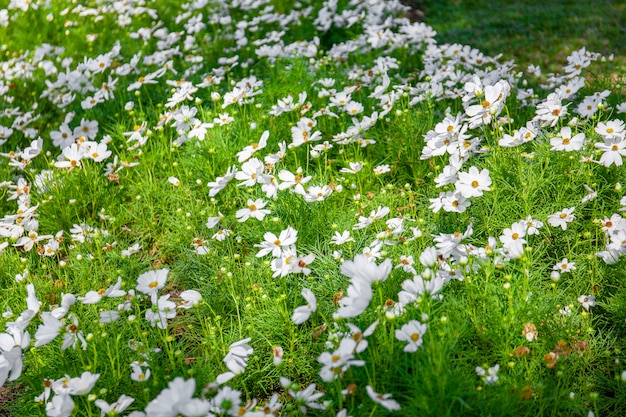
<box><xmin>0</xmin><ymin>1</ymin><xmax>625</xmax><ymax>417</ymax></box>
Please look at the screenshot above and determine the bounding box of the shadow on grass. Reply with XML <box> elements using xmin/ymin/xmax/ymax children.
<box><xmin>409</xmin><ymin>0</ymin><xmax>626</xmax><ymax>70</ymax></box>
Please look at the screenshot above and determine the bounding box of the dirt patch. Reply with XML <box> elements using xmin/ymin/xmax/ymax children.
<box><xmin>0</xmin><ymin>383</ymin><xmax>27</xmax><ymax>417</ymax></box>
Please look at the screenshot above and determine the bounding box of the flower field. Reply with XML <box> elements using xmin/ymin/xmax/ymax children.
<box><xmin>1</xmin><ymin>0</ymin><xmax>626</xmax><ymax>416</ymax></box>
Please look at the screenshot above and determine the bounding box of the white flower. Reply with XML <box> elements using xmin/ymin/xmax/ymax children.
<box><xmin>365</xmin><ymin>385</ymin><xmax>401</xmax><ymax>411</ymax></box>
<box><xmin>145</xmin><ymin>377</ymin><xmax>209</xmax><ymax>417</ymax></box>
<box><xmin>272</xmin><ymin>346</ymin><xmax>283</xmax><ymax>366</ymax></box>
<box><xmin>553</xmin><ymin>258</ymin><xmax>576</xmax><ymax>273</ymax></box>
<box><xmin>550</xmin><ymin>126</ymin><xmax>585</xmax><ymax>151</ymax></box>
<box><xmin>578</xmin><ymin>294</ymin><xmax>596</xmax><ymax>311</ymax></box>
<box><xmin>318</xmin><ymin>338</ymin><xmax>364</xmax><ymax>382</ymax></box>
<box><xmin>45</xmin><ymin>394</ymin><xmax>75</xmax><ymax>417</ymax></box>
<box><xmin>373</xmin><ymin>164</ymin><xmax>390</xmax><ymax>175</ymax></box>
<box><xmin>454</xmin><ymin>166</ymin><xmax>491</xmax><ymax>198</ymax></box>
<box><xmin>99</xmin><ymin>310</ymin><xmax>120</xmax><ymax>323</ymax></box>
<box><xmin>121</xmin><ymin>243</ymin><xmax>142</xmax><ymax>257</ymax></box>
<box><xmin>547</xmin><ymin>207</ymin><xmax>576</xmax><ymax>230</ymax></box>
<box><xmin>235</xmin><ymin>158</ymin><xmax>264</xmax><ymax>187</ymax></box>
<box><xmin>178</xmin><ymin>290</ymin><xmax>202</xmax><ymax>309</ymax></box>
<box><xmin>594</xmin><ymin>138</ymin><xmax>626</xmax><ymax>167</ymax></box>
<box><xmin>210</xmin><ymin>386</ymin><xmax>242</xmax><ymax>416</ymax></box>
<box><xmin>235</xmin><ymin>198</ymin><xmax>270</xmax><ymax>222</ymax></box>
<box><xmin>292</xmin><ymin>288</ymin><xmax>317</xmax><ymax>325</ymax></box>
<box><xmin>223</xmin><ymin>337</ymin><xmax>253</xmax><ymax>375</ymax></box>
<box><xmin>236</xmin><ymin>130</ymin><xmax>269</xmax><ymax>162</ymax></box>
<box><xmin>340</xmin><ymin>254</ymin><xmax>392</xmax><ymax>284</ymax></box>
<box><xmin>95</xmin><ymin>394</ymin><xmax>134</xmax><ymax>416</ymax></box>
<box><xmin>145</xmin><ymin>295</ymin><xmax>177</xmax><ymax>329</ymax></box>
<box><xmin>499</xmin><ymin>222</ymin><xmax>527</xmax><ymax>259</ymax></box>
<box><xmin>331</xmin><ymin>230</ymin><xmax>354</xmax><ymax>245</ymax></box>
<box><xmin>130</xmin><ymin>362</ymin><xmax>150</xmax><ymax>382</ymax></box>
<box><xmin>346</xmin><ymin>319</ymin><xmax>378</xmax><ymax>353</ymax></box>
<box><xmin>208</xmin><ymin>166</ymin><xmax>237</xmax><ymax>197</ymax></box>
<box><xmin>395</xmin><ymin>320</ymin><xmax>428</xmax><ymax>352</ymax></box>
<box><xmin>255</xmin><ymin>226</ymin><xmax>298</xmax><ymax>257</ymax></box>
<box><xmin>34</xmin><ymin>312</ymin><xmax>63</xmax><ymax>347</ymax></box>
<box><xmin>67</xmin><ymin>371</ymin><xmax>100</xmax><ymax>395</ymax></box>
<box><xmin>136</xmin><ymin>269</ymin><xmax>168</xmax><ymax>296</ymax></box>
<box><xmin>581</xmin><ymin>184</ymin><xmax>597</xmax><ymax>203</ymax></box>
<box><xmin>334</xmin><ymin>279</ymin><xmax>372</xmax><ymax>319</ymax></box>
<box><xmin>476</xmin><ymin>364</ymin><xmax>500</xmax><ymax>384</ymax></box>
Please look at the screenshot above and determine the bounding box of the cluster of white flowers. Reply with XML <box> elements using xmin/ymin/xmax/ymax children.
<box><xmin>1</xmin><ymin>0</ymin><xmax>625</xmax><ymax>415</ymax></box>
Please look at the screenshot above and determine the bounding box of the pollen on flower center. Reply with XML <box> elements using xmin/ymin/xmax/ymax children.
<box><xmin>148</xmin><ymin>281</ymin><xmax>159</xmax><ymax>288</ymax></box>
<box><xmin>273</xmin><ymin>239</ymin><xmax>281</xmax><ymax>245</ymax></box>
<box><xmin>481</xmin><ymin>100</ymin><xmax>491</xmax><ymax>108</ymax></box>
<box><xmin>331</xmin><ymin>354</ymin><xmax>341</xmax><ymax>362</ymax></box>
<box><xmin>410</xmin><ymin>333</ymin><xmax>420</xmax><ymax>342</ymax></box>
<box><xmin>562</xmin><ymin>138</ymin><xmax>570</xmax><ymax>144</ymax></box>
<box><xmin>512</xmin><ymin>233</ymin><xmax>519</xmax><ymax>239</ymax></box>
<box><xmin>607</xmin><ymin>128</ymin><xmax>614</xmax><ymax>133</ymax></box>
<box><xmin>551</xmin><ymin>109</ymin><xmax>561</xmax><ymax>116</ymax></box>
<box><xmin>249</xmin><ymin>204</ymin><xmax>257</xmax><ymax>211</ymax></box>
<box><xmin>612</xmin><ymin>144</ymin><xmax>619</xmax><ymax>151</ymax></box>
<box><xmin>447</xmin><ymin>125</ymin><xmax>454</xmax><ymax>132</ymax></box>
<box><xmin>559</xmin><ymin>213</ymin><xmax>567</xmax><ymax>218</ymax></box>
<box><xmin>471</xmin><ymin>180</ymin><xmax>479</xmax><ymax>188</ymax></box>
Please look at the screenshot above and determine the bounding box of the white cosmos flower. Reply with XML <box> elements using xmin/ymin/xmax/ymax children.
<box><xmin>547</xmin><ymin>207</ymin><xmax>575</xmax><ymax>230</ymax></box>
<box><xmin>292</xmin><ymin>288</ymin><xmax>317</xmax><ymax>325</ymax></box>
<box><xmin>455</xmin><ymin>166</ymin><xmax>491</xmax><ymax>198</ymax></box>
<box><xmin>236</xmin><ymin>130</ymin><xmax>269</xmax><ymax>162</ymax></box>
<box><xmin>255</xmin><ymin>226</ymin><xmax>298</xmax><ymax>257</ymax></box>
<box><xmin>95</xmin><ymin>395</ymin><xmax>134</xmax><ymax>416</ymax></box>
<box><xmin>67</xmin><ymin>371</ymin><xmax>100</xmax><ymax>395</ymax></box>
<box><xmin>395</xmin><ymin>320</ymin><xmax>428</xmax><ymax>352</ymax></box>
<box><xmin>99</xmin><ymin>310</ymin><xmax>120</xmax><ymax>323</ymax></box>
<box><xmin>145</xmin><ymin>377</ymin><xmax>210</xmax><ymax>417</ymax></box>
<box><xmin>178</xmin><ymin>290</ymin><xmax>202</xmax><ymax>309</ymax></box>
<box><xmin>136</xmin><ymin>269</ymin><xmax>169</xmax><ymax>296</ymax></box>
<box><xmin>235</xmin><ymin>198</ymin><xmax>270</xmax><ymax>222</ymax></box>
<box><xmin>365</xmin><ymin>385</ymin><xmax>401</xmax><ymax>411</ymax></box>
<box><xmin>340</xmin><ymin>254</ymin><xmax>392</xmax><ymax>284</ymax></box>
<box><xmin>335</xmin><ymin>278</ymin><xmax>373</xmax><ymax>319</ymax></box>
<box><xmin>34</xmin><ymin>312</ymin><xmax>63</xmax><ymax>347</ymax></box>
<box><xmin>223</xmin><ymin>338</ymin><xmax>253</xmax><ymax>375</ymax></box>
<box><xmin>331</xmin><ymin>230</ymin><xmax>354</xmax><ymax>245</ymax></box>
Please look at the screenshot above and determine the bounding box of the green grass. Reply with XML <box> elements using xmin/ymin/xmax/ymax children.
<box><xmin>417</xmin><ymin>0</ymin><xmax>626</xmax><ymax>72</ymax></box>
<box><xmin>0</xmin><ymin>1</ymin><xmax>625</xmax><ymax>416</ymax></box>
